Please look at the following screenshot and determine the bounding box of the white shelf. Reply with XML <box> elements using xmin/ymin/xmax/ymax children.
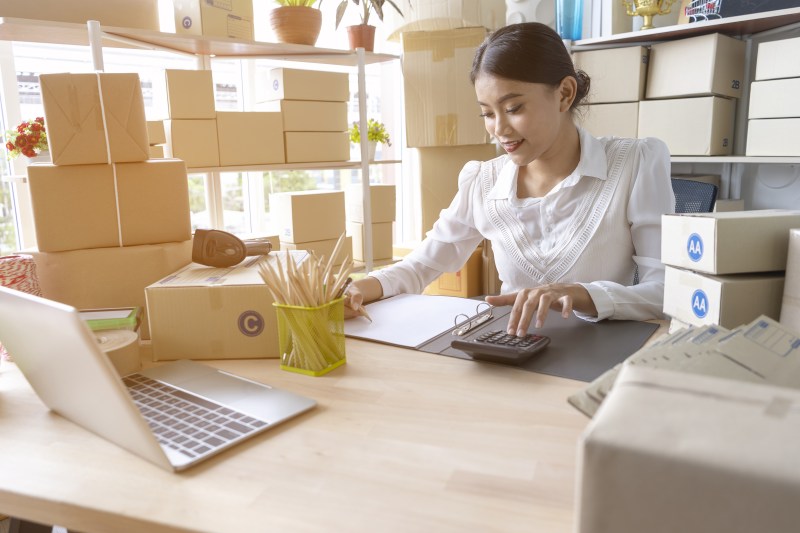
<box><xmin>672</xmin><ymin>156</ymin><xmax>800</xmax><ymax>164</ymax></box>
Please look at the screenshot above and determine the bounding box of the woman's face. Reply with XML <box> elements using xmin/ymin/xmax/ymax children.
<box><xmin>474</xmin><ymin>73</ymin><xmax>571</xmax><ymax>166</ymax></box>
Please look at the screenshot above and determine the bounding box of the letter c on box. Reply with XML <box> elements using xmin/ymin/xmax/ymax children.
<box><xmin>238</xmin><ymin>310</ymin><xmax>264</xmax><ymax>337</ymax></box>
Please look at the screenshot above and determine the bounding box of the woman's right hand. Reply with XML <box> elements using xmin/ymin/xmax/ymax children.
<box><xmin>343</xmin><ymin>284</ymin><xmax>366</xmax><ymax>319</ymax></box>
<box><xmin>343</xmin><ymin>276</ymin><xmax>383</xmax><ymax>320</ymax></box>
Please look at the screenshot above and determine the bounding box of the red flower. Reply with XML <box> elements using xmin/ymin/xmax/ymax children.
<box><xmin>4</xmin><ymin>118</ymin><xmax>48</xmax><ymax>160</ymax></box>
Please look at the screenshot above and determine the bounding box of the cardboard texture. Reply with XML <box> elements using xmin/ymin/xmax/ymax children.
<box><xmin>713</xmin><ymin>199</ymin><xmax>745</xmax><ymax>212</ymax></box>
<box><xmin>573</xmin><ymin>47</ymin><xmax>648</xmax><ymax>103</ymax></box>
<box><xmin>0</xmin><ymin>0</ymin><xmax>159</xmax><ymax>30</ymax></box>
<box><xmin>402</xmin><ymin>27</ymin><xmax>490</xmax><ymax>148</ymax></box>
<box><xmin>646</xmin><ymin>33</ymin><xmax>746</xmax><ymax>99</ymax></box>
<box><xmin>270</xmin><ymin>190</ymin><xmax>346</xmax><ymax>244</ymax></box>
<box><xmin>147</xmin><ymin>120</ymin><xmax>166</xmax><ymax>145</ymax></box>
<box><xmin>661</xmin><ymin>210</ymin><xmax>800</xmax><ymax>274</ymax></box>
<box><xmin>165</xmin><ymin>69</ymin><xmax>216</xmax><ymax>120</ymax></box>
<box><xmin>279</xmin><ymin>236</ymin><xmax>352</xmax><ymax>267</ymax></box>
<box><xmin>755</xmin><ymin>36</ymin><xmax>800</xmax><ymax>81</ymax></box>
<box><xmin>749</xmin><ymin>78</ymin><xmax>800</xmax><ymax>119</ymax></box>
<box><xmin>384</xmin><ymin>0</ymin><xmax>506</xmax><ymax>42</ymax></box>
<box><xmin>746</xmin><ymin>118</ymin><xmax>800</xmax><ymax>157</ymax></box>
<box><xmin>28</xmin><ymin>240</ymin><xmax>193</xmax><ymax>341</ymax></box>
<box><xmin>781</xmin><ymin>229</ymin><xmax>800</xmax><ymax>334</ymax></box>
<box><xmin>256</xmin><ymin>100</ymin><xmax>348</xmax><ymax>132</ymax></box>
<box><xmin>27</xmin><ymin>160</ymin><xmax>192</xmax><ymax>253</ymax></box>
<box><xmin>216</xmin><ymin>112</ymin><xmax>285</xmax><ymax>166</ymax></box>
<box><xmin>349</xmin><ymin>221</ymin><xmax>394</xmax><ymax>262</ymax></box>
<box><xmin>149</xmin><ymin>145</ymin><xmax>165</xmax><ymax>158</ymax></box>
<box><xmin>164</xmin><ymin>119</ymin><xmax>220</xmax><ymax>168</ymax></box>
<box><xmin>415</xmin><ymin>144</ymin><xmax>498</xmax><ymax>238</ymax></box>
<box><xmin>481</xmin><ymin>239</ymin><xmax>501</xmax><ymax>296</ymax></box>
<box><xmin>423</xmin><ymin>245</ymin><xmax>483</xmax><ymax>297</ymax></box>
<box><xmin>577</xmin><ymin>365</ymin><xmax>800</xmax><ymax>533</ymax></box>
<box><xmin>579</xmin><ymin>102</ymin><xmax>638</xmax><ymax>139</ymax></box>
<box><xmin>146</xmin><ymin>252</ymin><xmax>307</xmax><ymax>360</ymax></box>
<box><xmin>345</xmin><ymin>184</ymin><xmax>397</xmax><ymax>224</ymax></box>
<box><xmin>663</xmin><ymin>266</ymin><xmax>784</xmax><ymax>328</ymax></box>
<box><xmin>259</xmin><ymin>68</ymin><xmax>350</xmax><ymax>103</ymax></box>
<box><xmin>638</xmin><ymin>97</ymin><xmax>735</xmax><ymax>156</ymax></box>
<box><xmin>40</xmin><ymin>73</ymin><xmax>149</xmax><ymax>166</ymax></box>
<box><xmin>173</xmin><ymin>0</ymin><xmax>254</xmax><ymax>40</ymax></box>
<box><xmin>284</xmin><ymin>132</ymin><xmax>349</xmax><ymax>163</ymax></box>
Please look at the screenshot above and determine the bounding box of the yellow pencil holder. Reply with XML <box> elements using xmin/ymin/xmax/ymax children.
<box><xmin>274</xmin><ymin>297</ymin><xmax>346</xmax><ymax>377</ymax></box>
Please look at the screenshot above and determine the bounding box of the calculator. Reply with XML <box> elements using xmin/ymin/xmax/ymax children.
<box><xmin>451</xmin><ymin>330</ymin><xmax>551</xmax><ymax>365</ymax></box>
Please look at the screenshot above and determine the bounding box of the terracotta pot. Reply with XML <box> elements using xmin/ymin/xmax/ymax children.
<box><xmin>269</xmin><ymin>6</ymin><xmax>322</xmax><ymax>46</ymax></box>
<box><xmin>346</xmin><ymin>24</ymin><xmax>376</xmax><ymax>52</ymax></box>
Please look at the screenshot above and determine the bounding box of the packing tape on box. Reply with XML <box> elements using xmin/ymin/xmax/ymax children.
<box><xmin>95</xmin><ymin>329</ymin><xmax>141</xmax><ymax>377</ymax></box>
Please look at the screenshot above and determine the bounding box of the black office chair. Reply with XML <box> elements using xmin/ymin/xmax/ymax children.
<box><xmin>671</xmin><ymin>178</ymin><xmax>718</xmax><ymax>213</ymax></box>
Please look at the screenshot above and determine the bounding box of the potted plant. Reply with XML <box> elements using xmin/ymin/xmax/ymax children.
<box><xmin>270</xmin><ymin>0</ymin><xmax>323</xmax><ymax>46</ymax></box>
<box><xmin>349</xmin><ymin>118</ymin><xmax>391</xmax><ymax>161</ymax></box>
<box><xmin>335</xmin><ymin>0</ymin><xmax>404</xmax><ymax>52</ymax></box>
<box><xmin>4</xmin><ymin>117</ymin><xmax>48</xmax><ymax>161</ymax></box>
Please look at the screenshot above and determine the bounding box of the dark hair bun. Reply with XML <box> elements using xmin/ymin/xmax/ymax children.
<box><xmin>573</xmin><ymin>69</ymin><xmax>591</xmax><ymax>109</ymax></box>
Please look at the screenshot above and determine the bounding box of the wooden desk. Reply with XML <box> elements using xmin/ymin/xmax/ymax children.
<box><xmin>0</xmin><ymin>339</ymin><xmax>591</xmax><ymax>533</ymax></box>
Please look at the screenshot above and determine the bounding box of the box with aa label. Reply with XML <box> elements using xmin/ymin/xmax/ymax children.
<box><xmin>663</xmin><ymin>265</ymin><xmax>784</xmax><ymax>328</ymax></box>
<box><xmin>270</xmin><ymin>190</ymin><xmax>345</xmax><ymax>244</ymax></box>
<box><xmin>27</xmin><ymin>160</ymin><xmax>191</xmax><ymax>253</ymax></box>
<box><xmin>345</xmin><ymin>184</ymin><xmax>397</xmax><ymax>224</ymax></box>
<box><xmin>256</xmin><ymin>100</ymin><xmax>348</xmax><ymax>132</ymax></box>
<box><xmin>755</xmin><ymin>36</ymin><xmax>800</xmax><ymax>81</ymax></box>
<box><xmin>146</xmin><ymin>251</ymin><xmax>307</xmax><ymax>360</ymax></box>
<box><xmin>638</xmin><ymin>97</ymin><xmax>735</xmax><ymax>156</ymax></box>
<box><xmin>579</xmin><ymin>102</ymin><xmax>638</xmax><ymax>139</ymax></box>
<box><xmin>258</xmin><ymin>68</ymin><xmax>350</xmax><ymax>103</ymax></box>
<box><xmin>573</xmin><ymin>47</ymin><xmax>648</xmax><ymax>103</ymax></box>
<box><xmin>164</xmin><ymin>119</ymin><xmax>220</xmax><ymax>168</ymax></box>
<box><xmin>661</xmin><ymin>210</ymin><xmax>800</xmax><ymax>274</ymax></box>
<box><xmin>216</xmin><ymin>112</ymin><xmax>284</xmax><ymax>166</ymax></box>
<box><xmin>646</xmin><ymin>33</ymin><xmax>745</xmax><ymax>99</ymax></box>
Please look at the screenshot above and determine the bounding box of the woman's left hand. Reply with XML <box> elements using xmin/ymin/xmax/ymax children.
<box><xmin>485</xmin><ymin>283</ymin><xmax>596</xmax><ymax>336</ymax></box>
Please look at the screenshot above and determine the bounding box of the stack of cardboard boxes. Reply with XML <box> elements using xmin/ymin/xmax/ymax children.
<box><xmin>27</xmin><ymin>72</ymin><xmax>193</xmax><ymax>341</ymax></box>
<box><xmin>346</xmin><ymin>184</ymin><xmax>396</xmax><ymax>264</ymax></box>
<box><xmin>271</xmin><ymin>190</ymin><xmax>349</xmax><ymax>265</ymax></box>
<box><xmin>147</xmin><ymin>120</ymin><xmax>167</xmax><ymax>159</ymax></box>
<box><xmin>746</xmin><ymin>36</ymin><xmax>800</xmax><ymax>156</ymax></box>
<box><xmin>660</xmin><ymin>210</ymin><xmax>800</xmax><ymax>329</ymax></box>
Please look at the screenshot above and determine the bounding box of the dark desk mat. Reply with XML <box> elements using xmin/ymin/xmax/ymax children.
<box><xmin>420</xmin><ymin>308</ymin><xmax>659</xmax><ymax>383</ymax></box>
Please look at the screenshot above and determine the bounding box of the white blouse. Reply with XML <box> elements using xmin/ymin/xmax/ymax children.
<box><xmin>372</xmin><ymin>128</ymin><xmax>675</xmax><ymax>321</ymax></box>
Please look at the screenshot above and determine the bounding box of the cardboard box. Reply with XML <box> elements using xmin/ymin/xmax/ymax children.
<box><xmin>423</xmin><ymin>245</ymin><xmax>483</xmax><ymax>297</ymax></box>
<box><xmin>216</xmin><ymin>112</ymin><xmax>284</xmax><ymax>166</ymax></box>
<box><xmin>27</xmin><ymin>160</ymin><xmax>192</xmax><ymax>252</ymax></box>
<box><xmin>384</xmin><ymin>0</ymin><xmax>506</xmax><ymax>42</ymax></box>
<box><xmin>638</xmin><ymin>97</ymin><xmax>735</xmax><ymax>156</ymax></box>
<box><xmin>173</xmin><ymin>0</ymin><xmax>254</xmax><ymax>40</ymax></box>
<box><xmin>258</xmin><ymin>68</ymin><xmax>350</xmax><ymax>103</ymax></box>
<box><xmin>663</xmin><ymin>265</ymin><xmax>784</xmax><ymax>328</ymax></box>
<box><xmin>146</xmin><ymin>252</ymin><xmax>307</xmax><ymax>361</ymax></box>
<box><xmin>256</xmin><ymin>100</ymin><xmax>348</xmax><ymax>132</ymax></box>
<box><xmin>402</xmin><ymin>27</ymin><xmax>490</xmax><ymax>148</ymax></box>
<box><xmin>481</xmin><ymin>239</ymin><xmax>501</xmax><ymax>296</ymax></box>
<box><xmin>40</xmin><ymin>73</ymin><xmax>149</xmax><ymax>166</ymax></box>
<box><xmin>279</xmin><ymin>236</ymin><xmax>352</xmax><ymax>267</ymax></box>
<box><xmin>28</xmin><ymin>240</ymin><xmax>192</xmax><ymax>341</ymax></box>
<box><xmin>579</xmin><ymin>102</ymin><xmax>638</xmax><ymax>139</ymax></box>
<box><xmin>749</xmin><ymin>78</ymin><xmax>800</xmax><ymax>119</ymax></box>
<box><xmin>348</xmin><ymin>221</ymin><xmax>394</xmax><ymax>262</ymax></box>
<box><xmin>573</xmin><ymin>47</ymin><xmax>648</xmax><ymax>103</ymax></box>
<box><xmin>0</xmin><ymin>0</ymin><xmax>159</xmax><ymax>31</ymax></box>
<box><xmin>149</xmin><ymin>145</ymin><xmax>165</xmax><ymax>158</ymax></box>
<box><xmin>165</xmin><ymin>119</ymin><xmax>220</xmax><ymax>168</ymax></box>
<box><xmin>345</xmin><ymin>184</ymin><xmax>397</xmax><ymax>224</ymax></box>
<box><xmin>755</xmin><ymin>36</ymin><xmax>800</xmax><ymax>81</ymax></box>
<box><xmin>781</xmin><ymin>228</ymin><xmax>800</xmax><ymax>334</ymax></box>
<box><xmin>284</xmin><ymin>132</ymin><xmax>349</xmax><ymax>163</ymax></box>
<box><xmin>146</xmin><ymin>120</ymin><xmax>166</xmax><ymax>145</ymax></box>
<box><xmin>713</xmin><ymin>199</ymin><xmax>745</xmax><ymax>212</ymax></box>
<box><xmin>661</xmin><ymin>210</ymin><xmax>800</xmax><ymax>274</ymax></box>
<box><xmin>646</xmin><ymin>33</ymin><xmax>745</xmax><ymax>99</ymax></box>
<box><xmin>270</xmin><ymin>190</ymin><xmax>346</xmax><ymax>244</ymax></box>
<box><xmin>746</xmin><ymin>118</ymin><xmax>800</xmax><ymax>157</ymax></box>
<box><xmin>165</xmin><ymin>69</ymin><xmax>216</xmax><ymax>120</ymax></box>
<box><xmin>415</xmin><ymin>144</ymin><xmax>498</xmax><ymax>237</ymax></box>
<box><xmin>577</xmin><ymin>365</ymin><xmax>800</xmax><ymax>533</ymax></box>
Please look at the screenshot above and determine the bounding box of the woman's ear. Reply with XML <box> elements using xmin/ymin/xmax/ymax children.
<box><xmin>558</xmin><ymin>76</ymin><xmax>578</xmax><ymax>112</ymax></box>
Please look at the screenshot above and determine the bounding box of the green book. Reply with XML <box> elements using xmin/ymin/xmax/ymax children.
<box><xmin>79</xmin><ymin>307</ymin><xmax>142</xmax><ymax>332</ymax></box>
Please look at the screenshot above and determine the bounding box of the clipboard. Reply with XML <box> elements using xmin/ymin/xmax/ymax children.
<box><xmin>344</xmin><ymin>294</ymin><xmax>659</xmax><ymax>382</ymax></box>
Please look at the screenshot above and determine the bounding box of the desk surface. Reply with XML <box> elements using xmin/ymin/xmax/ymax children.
<box><xmin>0</xmin><ymin>338</ymin><xmax>593</xmax><ymax>533</ymax></box>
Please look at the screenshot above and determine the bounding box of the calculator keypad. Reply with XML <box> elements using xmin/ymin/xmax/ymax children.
<box><xmin>475</xmin><ymin>330</ymin><xmax>545</xmax><ymax>347</ymax></box>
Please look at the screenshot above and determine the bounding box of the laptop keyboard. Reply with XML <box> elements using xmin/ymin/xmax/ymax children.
<box><xmin>123</xmin><ymin>374</ymin><xmax>268</xmax><ymax>459</ymax></box>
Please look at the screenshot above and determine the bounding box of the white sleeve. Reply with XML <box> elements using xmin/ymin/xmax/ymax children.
<box><xmin>371</xmin><ymin>160</ymin><xmax>486</xmax><ymax>297</ymax></box>
<box><xmin>580</xmin><ymin>137</ymin><xmax>675</xmax><ymax>321</ymax></box>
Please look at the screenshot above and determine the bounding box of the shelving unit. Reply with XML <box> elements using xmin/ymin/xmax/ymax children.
<box><xmin>0</xmin><ymin>16</ymin><xmax>401</xmax><ymax>271</ymax></box>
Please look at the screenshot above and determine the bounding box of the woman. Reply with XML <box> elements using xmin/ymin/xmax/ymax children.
<box><xmin>345</xmin><ymin>22</ymin><xmax>674</xmax><ymax>336</ymax></box>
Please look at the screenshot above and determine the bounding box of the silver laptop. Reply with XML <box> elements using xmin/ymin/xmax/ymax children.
<box><xmin>0</xmin><ymin>286</ymin><xmax>317</xmax><ymax>472</ymax></box>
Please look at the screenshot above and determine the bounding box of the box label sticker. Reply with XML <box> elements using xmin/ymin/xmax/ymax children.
<box><xmin>692</xmin><ymin>289</ymin><xmax>709</xmax><ymax>319</ymax></box>
<box><xmin>687</xmin><ymin>233</ymin><xmax>704</xmax><ymax>262</ymax></box>
<box><xmin>238</xmin><ymin>310</ymin><xmax>264</xmax><ymax>337</ymax></box>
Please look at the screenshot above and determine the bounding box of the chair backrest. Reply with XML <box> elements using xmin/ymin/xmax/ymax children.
<box><xmin>671</xmin><ymin>178</ymin><xmax>718</xmax><ymax>213</ymax></box>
